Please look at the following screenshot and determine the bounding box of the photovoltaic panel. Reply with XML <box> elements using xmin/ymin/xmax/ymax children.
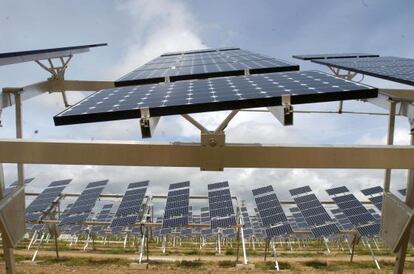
<box><xmin>361</xmin><ymin>186</ymin><xmax>383</xmax><ymax>196</ymax></box>
<box><xmin>326</xmin><ymin>186</ymin><xmax>379</xmax><ymax>237</ymax></box>
<box><xmin>208</xmin><ymin>181</ymin><xmax>229</xmax><ymax>190</ymax></box>
<box><xmin>115</xmin><ymin>48</ymin><xmax>299</xmax><ymax>87</ymax></box>
<box><xmin>326</xmin><ymin>186</ymin><xmax>349</xmax><ymax>196</ymax></box>
<box><xmin>399</xmin><ymin>189</ymin><xmax>407</xmax><ymax>196</ymax></box>
<box><xmin>290</xmin><ymin>186</ymin><xmax>339</xmax><ymax>238</ymax></box>
<box><xmin>293</xmin><ymin>53</ymin><xmax>379</xmax><ymax>61</ymax></box>
<box><xmin>252</xmin><ymin>185</ymin><xmax>292</xmax><ymax>238</ymax></box>
<box><xmin>9</xmin><ymin>177</ymin><xmax>35</xmax><ymax>187</ymax></box>
<box><xmin>169</xmin><ymin>181</ymin><xmax>190</xmax><ymax>190</ymax></box>
<box><xmin>161</xmin><ymin>47</ymin><xmax>240</xmax><ymax>56</ymax></box>
<box><xmin>54</xmin><ymin>71</ymin><xmax>378</xmax><ymax>126</ymax></box>
<box><xmin>128</xmin><ymin>181</ymin><xmax>149</xmax><ymax>189</ymax></box>
<box><xmin>91</xmin><ymin>204</ymin><xmax>113</xmax><ymax>233</ymax></box>
<box><xmin>162</xmin><ymin>182</ymin><xmax>190</xmax><ymax>228</ymax></box>
<box><xmin>25</xmin><ymin>179</ymin><xmax>71</xmax><ymax>221</ymax></box>
<box><xmin>59</xmin><ymin>180</ymin><xmax>107</xmax><ymax>225</ymax></box>
<box><xmin>313</xmin><ymin>56</ymin><xmax>414</xmax><ymax>86</ymax></box>
<box><xmin>110</xmin><ymin>181</ymin><xmax>148</xmax><ymax>229</ymax></box>
<box><xmin>289</xmin><ymin>186</ymin><xmax>312</xmax><ymax>196</ymax></box>
<box><xmin>0</xmin><ymin>43</ymin><xmax>107</xmax><ymax>66</ymax></box>
<box><xmin>208</xmin><ymin>182</ymin><xmax>236</xmax><ymax>229</ymax></box>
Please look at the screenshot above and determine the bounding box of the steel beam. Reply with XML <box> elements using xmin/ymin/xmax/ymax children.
<box><xmin>1</xmin><ymin>139</ymin><xmax>414</xmax><ymax>169</ymax></box>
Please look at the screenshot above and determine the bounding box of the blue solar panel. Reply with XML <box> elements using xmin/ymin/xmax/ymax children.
<box><xmin>326</xmin><ymin>186</ymin><xmax>349</xmax><ymax>196</ymax></box>
<box><xmin>361</xmin><ymin>186</ymin><xmax>383</xmax><ymax>196</ymax></box>
<box><xmin>289</xmin><ymin>186</ymin><xmax>312</xmax><ymax>196</ymax></box>
<box><xmin>357</xmin><ymin>223</ymin><xmax>380</xmax><ymax>237</ymax></box>
<box><xmin>211</xmin><ymin>216</ymin><xmax>236</xmax><ymax>229</ymax></box>
<box><xmin>127</xmin><ymin>181</ymin><xmax>149</xmax><ymax>189</ymax></box>
<box><xmin>169</xmin><ymin>181</ymin><xmax>190</xmax><ymax>190</ymax></box>
<box><xmin>87</xmin><ymin>180</ymin><xmax>108</xmax><ymax>188</ymax></box>
<box><xmin>252</xmin><ymin>185</ymin><xmax>273</xmax><ymax>196</ymax></box>
<box><xmin>311</xmin><ymin>223</ymin><xmax>340</xmax><ymax>238</ymax></box>
<box><xmin>265</xmin><ymin>224</ymin><xmax>293</xmax><ymax>238</ymax></box>
<box><xmin>208</xmin><ymin>181</ymin><xmax>229</xmax><ymax>190</ymax></box>
<box><xmin>293</xmin><ymin>53</ymin><xmax>379</xmax><ymax>61</ymax></box>
<box><xmin>327</xmin><ymin>188</ymin><xmax>378</xmax><ymax>237</ymax></box>
<box><xmin>293</xmin><ymin>193</ymin><xmax>318</xmax><ymax>204</ymax></box>
<box><xmin>48</xmin><ymin>179</ymin><xmax>71</xmax><ymax>187</ymax></box>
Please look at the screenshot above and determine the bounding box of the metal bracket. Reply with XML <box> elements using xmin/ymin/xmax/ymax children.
<box><xmin>267</xmin><ymin>94</ymin><xmax>293</xmax><ymax>126</ymax></box>
<box><xmin>244</xmin><ymin>68</ymin><xmax>250</xmax><ymax>76</ymax></box>
<box><xmin>164</xmin><ymin>76</ymin><xmax>170</xmax><ymax>83</ymax></box>
<box><xmin>139</xmin><ymin>108</ymin><xmax>160</xmax><ymax>138</ymax></box>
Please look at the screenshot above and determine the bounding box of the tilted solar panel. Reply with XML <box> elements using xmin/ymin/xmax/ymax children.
<box><xmin>313</xmin><ymin>56</ymin><xmax>414</xmax><ymax>86</ymax></box>
<box><xmin>208</xmin><ymin>182</ymin><xmax>236</xmax><ymax>229</ymax></box>
<box><xmin>162</xmin><ymin>182</ymin><xmax>190</xmax><ymax>228</ymax></box>
<box><xmin>54</xmin><ymin>70</ymin><xmax>377</xmax><ymax>126</ymax></box>
<box><xmin>290</xmin><ymin>186</ymin><xmax>339</xmax><ymax>238</ymax></box>
<box><xmin>361</xmin><ymin>186</ymin><xmax>383</xmax><ymax>196</ymax></box>
<box><xmin>293</xmin><ymin>53</ymin><xmax>379</xmax><ymax>61</ymax></box>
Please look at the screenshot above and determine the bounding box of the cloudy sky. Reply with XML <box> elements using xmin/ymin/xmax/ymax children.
<box><xmin>1</xmin><ymin>0</ymin><xmax>413</xmax><ymax>214</ymax></box>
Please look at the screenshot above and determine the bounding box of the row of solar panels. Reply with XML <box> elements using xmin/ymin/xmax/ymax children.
<box><xmin>19</xmin><ymin>177</ymin><xmax>394</xmax><ymax>240</ymax></box>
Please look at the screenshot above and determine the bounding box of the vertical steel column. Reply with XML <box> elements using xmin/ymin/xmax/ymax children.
<box><xmin>14</xmin><ymin>92</ymin><xmax>24</xmax><ymax>187</ymax></box>
<box><xmin>384</xmin><ymin>101</ymin><xmax>396</xmax><ymax>192</ymax></box>
<box><xmin>394</xmin><ymin>128</ymin><xmax>414</xmax><ymax>274</ymax></box>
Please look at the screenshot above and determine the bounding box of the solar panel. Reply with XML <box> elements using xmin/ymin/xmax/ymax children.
<box><xmin>115</xmin><ymin>48</ymin><xmax>299</xmax><ymax>87</ymax></box>
<box><xmin>208</xmin><ymin>182</ymin><xmax>236</xmax><ymax>229</ymax></box>
<box><xmin>326</xmin><ymin>186</ymin><xmax>349</xmax><ymax>196</ymax></box>
<box><xmin>399</xmin><ymin>188</ymin><xmax>407</xmax><ymax>196</ymax></box>
<box><xmin>110</xmin><ymin>181</ymin><xmax>148</xmax><ymax>230</ymax></box>
<box><xmin>9</xmin><ymin>177</ymin><xmax>35</xmax><ymax>187</ymax></box>
<box><xmin>169</xmin><ymin>181</ymin><xmax>190</xmax><ymax>190</ymax></box>
<box><xmin>289</xmin><ymin>185</ymin><xmax>312</xmax><ymax>196</ymax></box>
<box><xmin>0</xmin><ymin>43</ymin><xmax>107</xmax><ymax>66</ymax></box>
<box><xmin>361</xmin><ymin>186</ymin><xmax>383</xmax><ymax>196</ymax></box>
<box><xmin>252</xmin><ymin>185</ymin><xmax>292</xmax><ymax>238</ymax></box>
<box><xmin>313</xmin><ymin>56</ymin><xmax>414</xmax><ymax>86</ymax></box>
<box><xmin>91</xmin><ymin>204</ymin><xmax>113</xmax><ymax>233</ymax></box>
<box><xmin>290</xmin><ymin>186</ymin><xmax>339</xmax><ymax>238</ymax></box>
<box><xmin>292</xmin><ymin>53</ymin><xmax>379</xmax><ymax>61</ymax></box>
<box><xmin>208</xmin><ymin>181</ymin><xmax>229</xmax><ymax>190</ymax></box>
<box><xmin>162</xmin><ymin>182</ymin><xmax>190</xmax><ymax>228</ymax></box>
<box><xmin>25</xmin><ymin>179</ymin><xmax>71</xmax><ymax>220</ymax></box>
<box><xmin>59</xmin><ymin>180</ymin><xmax>108</xmax><ymax>225</ymax></box>
<box><xmin>326</xmin><ymin>186</ymin><xmax>379</xmax><ymax>237</ymax></box>
<box><xmin>54</xmin><ymin>70</ymin><xmax>378</xmax><ymax>126</ymax></box>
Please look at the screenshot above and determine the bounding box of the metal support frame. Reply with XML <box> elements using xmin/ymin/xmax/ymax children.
<box><xmin>235</xmin><ymin>199</ymin><xmax>248</xmax><ymax>265</ymax></box>
<box><xmin>366</xmin><ymin>239</ymin><xmax>381</xmax><ymax>270</ymax></box>
<box><xmin>323</xmin><ymin>237</ymin><xmax>330</xmax><ymax>254</ymax></box>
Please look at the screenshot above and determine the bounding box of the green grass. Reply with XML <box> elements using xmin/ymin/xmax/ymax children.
<box><xmin>224</xmin><ymin>249</ymin><xmax>235</xmax><ymax>255</ymax></box>
<box><xmin>175</xmin><ymin>259</ymin><xmax>203</xmax><ymax>268</ymax></box>
<box><xmin>304</xmin><ymin>260</ymin><xmax>330</xmax><ymax>270</ymax></box>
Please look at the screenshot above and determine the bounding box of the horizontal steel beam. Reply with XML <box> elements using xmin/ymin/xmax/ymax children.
<box><xmin>1</xmin><ymin>139</ymin><xmax>414</xmax><ymax>169</ymax></box>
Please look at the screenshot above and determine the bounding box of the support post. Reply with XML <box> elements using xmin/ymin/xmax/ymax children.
<box><xmin>139</xmin><ymin>229</ymin><xmax>145</xmax><ymax>264</ymax></box>
<box><xmin>384</xmin><ymin>101</ymin><xmax>396</xmax><ymax>192</ymax></box>
<box><xmin>394</xmin><ymin>130</ymin><xmax>414</xmax><ymax>274</ymax></box>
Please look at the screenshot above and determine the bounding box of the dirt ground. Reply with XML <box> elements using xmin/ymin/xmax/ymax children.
<box><xmin>1</xmin><ymin>249</ymin><xmax>414</xmax><ymax>273</ymax></box>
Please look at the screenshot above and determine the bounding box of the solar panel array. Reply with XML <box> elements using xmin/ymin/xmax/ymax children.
<box><xmin>207</xmin><ymin>181</ymin><xmax>237</xmax><ymax>229</ymax></box>
<box><xmin>54</xmin><ymin>70</ymin><xmax>378</xmax><ymax>126</ymax></box>
<box><xmin>331</xmin><ymin>208</ymin><xmax>354</xmax><ymax>230</ymax></box>
<box><xmin>313</xmin><ymin>56</ymin><xmax>414</xmax><ymax>86</ymax></box>
<box><xmin>293</xmin><ymin>53</ymin><xmax>379</xmax><ymax>61</ymax></box>
<box><xmin>200</xmin><ymin>207</ymin><xmax>212</xmax><ymax>237</ymax></box>
<box><xmin>240</xmin><ymin>204</ymin><xmax>254</xmax><ymax>237</ymax></box>
<box><xmin>326</xmin><ymin>186</ymin><xmax>379</xmax><ymax>237</ymax></box>
<box><xmin>26</xmin><ymin>179</ymin><xmax>71</xmax><ymax>222</ymax></box>
<box><xmin>361</xmin><ymin>186</ymin><xmax>383</xmax><ymax>211</ymax></box>
<box><xmin>90</xmin><ymin>204</ymin><xmax>113</xmax><ymax>234</ymax></box>
<box><xmin>289</xmin><ymin>207</ymin><xmax>309</xmax><ymax>230</ymax></box>
<box><xmin>5</xmin><ymin>177</ymin><xmax>35</xmax><ymax>194</ymax></box>
<box><xmin>59</xmin><ymin>180</ymin><xmax>108</xmax><ymax>226</ymax></box>
<box><xmin>110</xmin><ymin>181</ymin><xmax>149</xmax><ymax>230</ymax></box>
<box><xmin>289</xmin><ymin>186</ymin><xmax>339</xmax><ymax>238</ymax></box>
<box><xmin>162</xmin><ymin>181</ymin><xmax>190</xmax><ymax>229</ymax></box>
<box><xmin>115</xmin><ymin>48</ymin><xmax>299</xmax><ymax>87</ymax></box>
<box><xmin>252</xmin><ymin>185</ymin><xmax>292</xmax><ymax>238</ymax></box>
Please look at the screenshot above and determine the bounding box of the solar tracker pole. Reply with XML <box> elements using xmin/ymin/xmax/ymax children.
<box><xmin>394</xmin><ymin>129</ymin><xmax>414</xmax><ymax>274</ymax></box>
<box><xmin>366</xmin><ymin>240</ymin><xmax>380</xmax><ymax>269</ymax></box>
<box><xmin>384</xmin><ymin>100</ymin><xmax>396</xmax><ymax>192</ymax></box>
<box><xmin>271</xmin><ymin>240</ymin><xmax>280</xmax><ymax>271</ymax></box>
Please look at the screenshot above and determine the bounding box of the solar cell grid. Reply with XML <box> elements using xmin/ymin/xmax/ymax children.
<box><xmin>209</xmin><ymin>189</ymin><xmax>231</xmax><ymax>198</ymax></box>
<box><xmin>293</xmin><ymin>193</ymin><xmax>317</xmax><ymax>204</ymax></box>
<box><xmin>296</xmin><ymin>199</ymin><xmax>322</xmax><ymax>211</ymax></box>
<box><xmin>301</xmin><ymin>206</ymin><xmax>327</xmax><ymax>217</ymax></box>
<box><xmin>313</xmin><ymin>56</ymin><xmax>414</xmax><ymax>86</ymax></box>
<box><xmin>127</xmin><ymin>181</ymin><xmax>149</xmax><ymax>189</ymax></box>
<box><xmin>252</xmin><ymin>185</ymin><xmax>274</xmax><ymax>196</ymax></box>
<box><xmin>256</xmin><ymin>200</ymin><xmax>282</xmax><ymax>212</ymax></box>
<box><xmin>289</xmin><ymin>186</ymin><xmax>312</xmax><ymax>196</ymax></box>
<box><xmin>211</xmin><ymin>216</ymin><xmax>236</xmax><ymax>229</ymax></box>
<box><xmin>208</xmin><ymin>181</ymin><xmax>229</xmax><ymax>190</ymax></box>
<box><xmin>306</xmin><ymin>213</ymin><xmax>333</xmax><ymax>226</ymax></box>
<box><xmin>326</xmin><ymin>186</ymin><xmax>349</xmax><ymax>196</ymax></box>
<box><xmin>265</xmin><ymin>224</ymin><xmax>293</xmax><ymax>238</ymax></box>
<box><xmin>332</xmin><ymin>194</ymin><xmax>355</xmax><ymax>204</ymax></box>
<box><xmin>254</xmin><ymin>193</ymin><xmax>278</xmax><ymax>204</ymax></box>
<box><xmin>48</xmin><ymin>179</ymin><xmax>71</xmax><ymax>187</ymax></box>
<box><xmin>169</xmin><ymin>181</ymin><xmax>190</xmax><ymax>190</ymax></box>
<box><xmin>86</xmin><ymin>180</ymin><xmax>108</xmax><ymax>188</ymax></box>
<box><xmin>293</xmin><ymin>53</ymin><xmax>379</xmax><ymax>61</ymax></box>
<box><xmin>311</xmin><ymin>223</ymin><xmax>340</xmax><ymax>238</ymax></box>
<box><xmin>361</xmin><ymin>186</ymin><xmax>383</xmax><ymax>196</ymax></box>
<box><xmin>54</xmin><ymin>70</ymin><xmax>377</xmax><ymax>126</ymax></box>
